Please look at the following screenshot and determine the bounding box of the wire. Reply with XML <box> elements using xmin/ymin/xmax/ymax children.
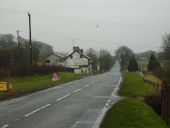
<box><xmin>19</xmin><ymin>30</ymin><xmax>161</xmax><ymax>49</ymax></box>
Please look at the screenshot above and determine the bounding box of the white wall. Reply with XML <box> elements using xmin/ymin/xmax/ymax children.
<box><xmin>65</xmin><ymin>52</ymin><xmax>89</xmax><ymax>68</ymax></box>
<box><xmin>65</xmin><ymin>51</ymin><xmax>93</xmax><ymax>74</ymax></box>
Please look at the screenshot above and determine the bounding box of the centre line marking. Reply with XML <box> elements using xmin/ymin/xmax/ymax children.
<box><xmin>90</xmin><ymin>81</ymin><xmax>95</xmax><ymax>84</ymax></box>
<box><xmin>2</xmin><ymin>125</ymin><xmax>9</xmax><ymax>128</ymax></box>
<box><xmin>95</xmin><ymin>79</ymin><xmax>98</xmax><ymax>82</ymax></box>
<box><xmin>73</xmin><ymin>88</ymin><xmax>82</xmax><ymax>93</ymax></box>
<box><xmin>84</xmin><ymin>84</ymin><xmax>90</xmax><ymax>87</ymax></box>
<box><xmin>56</xmin><ymin>94</ymin><xmax>71</xmax><ymax>101</ymax></box>
<box><xmin>24</xmin><ymin>104</ymin><xmax>51</xmax><ymax>117</ymax></box>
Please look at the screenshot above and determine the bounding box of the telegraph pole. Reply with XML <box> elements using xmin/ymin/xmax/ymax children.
<box><xmin>100</xmin><ymin>50</ymin><xmax>101</xmax><ymax>72</ymax></box>
<box><xmin>28</xmin><ymin>12</ymin><xmax>33</xmax><ymax>65</ymax></box>
<box><xmin>16</xmin><ymin>30</ymin><xmax>20</xmax><ymax>47</ymax></box>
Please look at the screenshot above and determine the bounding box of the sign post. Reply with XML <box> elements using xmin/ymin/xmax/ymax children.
<box><xmin>0</xmin><ymin>82</ymin><xmax>8</xmax><ymax>91</ymax></box>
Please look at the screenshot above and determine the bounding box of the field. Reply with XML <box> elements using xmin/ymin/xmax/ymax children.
<box><xmin>137</xmin><ymin>59</ymin><xmax>149</xmax><ymax>71</ymax></box>
<box><xmin>144</xmin><ymin>74</ymin><xmax>162</xmax><ymax>85</ymax></box>
<box><xmin>119</xmin><ymin>72</ymin><xmax>158</xmax><ymax>97</ymax></box>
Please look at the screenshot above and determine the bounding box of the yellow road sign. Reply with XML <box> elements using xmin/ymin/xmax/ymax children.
<box><xmin>0</xmin><ymin>82</ymin><xmax>7</xmax><ymax>91</ymax></box>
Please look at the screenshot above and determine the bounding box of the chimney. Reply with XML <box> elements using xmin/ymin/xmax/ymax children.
<box><xmin>80</xmin><ymin>49</ymin><xmax>83</xmax><ymax>53</ymax></box>
<box><xmin>73</xmin><ymin>46</ymin><xmax>80</xmax><ymax>51</ymax></box>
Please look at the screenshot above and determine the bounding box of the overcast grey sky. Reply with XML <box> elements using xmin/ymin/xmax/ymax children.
<box><xmin>0</xmin><ymin>0</ymin><xmax>170</xmax><ymax>53</ymax></box>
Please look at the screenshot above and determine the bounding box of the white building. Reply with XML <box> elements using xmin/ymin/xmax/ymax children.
<box><xmin>43</xmin><ymin>53</ymin><xmax>64</xmax><ymax>66</ymax></box>
<box><xmin>64</xmin><ymin>46</ymin><xmax>93</xmax><ymax>74</ymax></box>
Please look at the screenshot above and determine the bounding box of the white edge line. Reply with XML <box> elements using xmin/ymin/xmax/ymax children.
<box><xmin>24</xmin><ymin>104</ymin><xmax>51</xmax><ymax>117</ymax></box>
<box><xmin>73</xmin><ymin>88</ymin><xmax>82</xmax><ymax>93</ymax></box>
<box><xmin>92</xmin><ymin>107</ymin><xmax>108</xmax><ymax>128</ymax></box>
<box><xmin>113</xmin><ymin>77</ymin><xmax>122</xmax><ymax>94</ymax></box>
<box><xmin>2</xmin><ymin>125</ymin><xmax>9</xmax><ymax>128</ymax></box>
<box><xmin>93</xmin><ymin>76</ymin><xmax>122</xmax><ymax>128</ymax></box>
<box><xmin>56</xmin><ymin>94</ymin><xmax>71</xmax><ymax>101</ymax></box>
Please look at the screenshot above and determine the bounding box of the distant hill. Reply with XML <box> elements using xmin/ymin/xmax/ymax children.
<box><xmin>0</xmin><ymin>34</ymin><xmax>54</xmax><ymax>58</ymax></box>
<box><xmin>136</xmin><ymin>50</ymin><xmax>157</xmax><ymax>59</ymax></box>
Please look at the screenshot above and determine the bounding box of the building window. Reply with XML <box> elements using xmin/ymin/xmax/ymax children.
<box><xmin>80</xmin><ymin>55</ymin><xmax>83</xmax><ymax>58</ymax></box>
<box><xmin>45</xmin><ymin>60</ymin><xmax>50</xmax><ymax>63</ymax></box>
<box><xmin>70</xmin><ymin>55</ymin><xmax>73</xmax><ymax>59</ymax></box>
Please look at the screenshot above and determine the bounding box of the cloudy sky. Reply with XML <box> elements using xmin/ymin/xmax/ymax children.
<box><xmin>0</xmin><ymin>0</ymin><xmax>170</xmax><ymax>53</ymax></box>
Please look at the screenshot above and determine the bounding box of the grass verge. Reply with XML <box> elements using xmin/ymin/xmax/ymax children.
<box><xmin>101</xmin><ymin>72</ymin><xmax>166</xmax><ymax>128</ymax></box>
<box><xmin>119</xmin><ymin>72</ymin><xmax>158</xmax><ymax>97</ymax></box>
<box><xmin>0</xmin><ymin>72</ymin><xmax>87</xmax><ymax>100</ymax></box>
<box><xmin>100</xmin><ymin>98</ymin><xmax>166</xmax><ymax>128</ymax></box>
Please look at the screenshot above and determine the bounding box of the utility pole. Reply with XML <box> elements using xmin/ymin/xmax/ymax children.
<box><xmin>100</xmin><ymin>50</ymin><xmax>101</xmax><ymax>72</ymax></box>
<box><xmin>16</xmin><ymin>30</ymin><xmax>20</xmax><ymax>47</ymax></box>
<box><xmin>28</xmin><ymin>12</ymin><xmax>33</xmax><ymax>65</ymax></box>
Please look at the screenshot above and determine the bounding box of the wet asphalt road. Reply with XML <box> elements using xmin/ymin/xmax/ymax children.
<box><xmin>0</xmin><ymin>62</ymin><xmax>122</xmax><ymax>128</ymax></box>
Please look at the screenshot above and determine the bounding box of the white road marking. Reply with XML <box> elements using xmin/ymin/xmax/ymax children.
<box><xmin>73</xmin><ymin>88</ymin><xmax>82</xmax><ymax>93</ymax></box>
<box><xmin>56</xmin><ymin>94</ymin><xmax>71</xmax><ymax>101</ymax></box>
<box><xmin>24</xmin><ymin>104</ymin><xmax>51</xmax><ymax>117</ymax></box>
<box><xmin>90</xmin><ymin>81</ymin><xmax>95</xmax><ymax>85</ymax></box>
<box><xmin>106</xmin><ymin>103</ymin><xmax>109</xmax><ymax>106</ymax></box>
<box><xmin>112</xmin><ymin>77</ymin><xmax>122</xmax><ymax>94</ymax></box>
<box><xmin>2</xmin><ymin>125</ymin><xmax>9</xmax><ymax>128</ymax></box>
<box><xmin>83</xmin><ymin>80</ymin><xmax>98</xmax><ymax>88</ymax></box>
<box><xmin>93</xmin><ymin>76</ymin><xmax>122</xmax><ymax>128</ymax></box>
<box><xmin>84</xmin><ymin>84</ymin><xmax>90</xmax><ymax>87</ymax></box>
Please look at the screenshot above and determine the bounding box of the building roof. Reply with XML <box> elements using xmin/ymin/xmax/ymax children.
<box><xmin>65</xmin><ymin>50</ymin><xmax>92</xmax><ymax>60</ymax></box>
<box><xmin>44</xmin><ymin>53</ymin><xmax>64</xmax><ymax>59</ymax></box>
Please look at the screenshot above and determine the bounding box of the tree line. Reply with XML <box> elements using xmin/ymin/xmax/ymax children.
<box><xmin>0</xmin><ymin>34</ymin><xmax>54</xmax><ymax>78</ymax></box>
<box><xmin>86</xmin><ymin>48</ymin><xmax>115</xmax><ymax>72</ymax></box>
<box><xmin>0</xmin><ymin>34</ymin><xmax>116</xmax><ymax>78</ymax></box>
<box><xmin>115</xmin><ymin>33</ymin><xmax>170</xmax><ymax>83</ymax></box>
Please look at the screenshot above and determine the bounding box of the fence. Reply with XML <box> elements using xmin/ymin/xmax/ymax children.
<box><xmin>161</xmin><ymin>83</ymin><xmax>170</xmax><ymax>126</ymax></box>
<box><xmin>143</xmin><ymin>77</ymin><xmax>162</xmax><ymax>90</ymax></box>
<box><xmin>143</xmin><ymin>76</ymin><xmax>170</xmax><ymax>126</ymax></box>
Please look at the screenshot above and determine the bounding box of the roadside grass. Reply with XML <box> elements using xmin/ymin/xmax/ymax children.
<box><xmin>101</xmin><ymin>71</ymin><xmax>165</xmax><ymax>128</ymax></box>
<box><xmin>100</xmin><ymin>98</ymin><xmax>166</xmax><ymax>128</ymax></box>
<box><xmin>0</xmin><ymin>72</ymin><xmax>87</xmax><ymax>100</ymax></box>
<box><xmin>119</xmin><ymin>72</ymin><xmax>158</xmax><ymax>97</ymax></box>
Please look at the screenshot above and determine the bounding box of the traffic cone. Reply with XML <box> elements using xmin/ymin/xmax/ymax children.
<box><xmin>8</xmin><ymin>80</ymin><xmax>13</xmax><ymax>93</ymax></box>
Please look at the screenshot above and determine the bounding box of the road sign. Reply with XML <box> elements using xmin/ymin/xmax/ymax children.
<box><xmin>0</xmin><ymin>82</ymin><xmax>7</xmax><ymax>91</ymax></box>
<box><xmin>52</xmin><ymin>73</ymin><xmax>60</xmax><ymax>81</ymax></box>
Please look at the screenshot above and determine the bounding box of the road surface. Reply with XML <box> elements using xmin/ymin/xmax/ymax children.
<box><xmin>0</xmin><ymin>62</ymin><xmax>122</xmax><ymax>128</ymax></box>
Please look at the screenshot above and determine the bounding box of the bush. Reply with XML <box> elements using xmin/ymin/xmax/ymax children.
<box><xmin>10</xmin><ymin>66</ymin><xmax>74</xmax><ymax>77</ymax></box>
<box><xmin>128</xmin><ymin>57</ymin><xmax>138</xmax><ymax>72</ymax></box>
<box><xmin>1</xmin><ymin>65</ymin><xmax>74</xmax><ymax>78</ymax></box>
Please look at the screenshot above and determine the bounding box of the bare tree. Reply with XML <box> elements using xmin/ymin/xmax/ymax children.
<box><xmin>162</xmin><ymin>34</ymin><xmax>170</xmax><ymax>60</ymax></box>
<box><xmin>115</xmin><ymin>46</ymin><xmax>134</xmax><ymax>69</ymax></box>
